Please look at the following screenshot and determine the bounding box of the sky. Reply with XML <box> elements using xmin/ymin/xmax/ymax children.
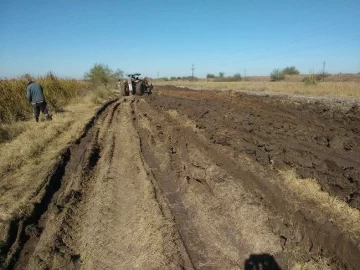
<box><xmin>0</xmin><ymin>0</ymin><xmax>359</xmax><ymax>78</ymax></box>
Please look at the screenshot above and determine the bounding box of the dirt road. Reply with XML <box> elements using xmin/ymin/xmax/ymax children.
<box><xmin>1</xmin><ymin>87</ymin><xmax>360</xmax><ymax>269</ymax></box>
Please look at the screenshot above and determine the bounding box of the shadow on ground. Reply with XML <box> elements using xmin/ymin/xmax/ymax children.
<box><xmin>244</xmin><ymin>254</ymin><xmax>281</xmax><ymax>270</ymax></box>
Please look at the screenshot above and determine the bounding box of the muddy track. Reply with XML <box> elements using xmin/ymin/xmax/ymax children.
<box><xmin>2</xmin><ymin>88</ymin><xmax>360</xmax><ymax>269</ymax></box>
<box><xmin>150</xmin><ymin>87</ymin><xmax>360</xmax><ymax>209</ymax></box>
<box><xmin>0</xmin><ymin>98</ymin><xmax>118</xmax><ymax>269</ymax></box>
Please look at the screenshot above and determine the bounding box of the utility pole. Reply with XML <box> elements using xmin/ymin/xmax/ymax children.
<box><xmin>191</xmin><ymin>64</ymin><xmax>195</xmax><ymax>79</ymax></box>
<box><xmin>322</xmin><ymin>61</ymin><xmax>326</xmax><ymax>82</ymax></box>
<box><xmin>244</xmin><ymin>68</ymin><xmax>246</xmax><ymax>80</ymax></box>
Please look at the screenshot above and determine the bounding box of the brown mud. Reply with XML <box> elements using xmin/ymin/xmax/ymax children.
<box><xmin>150</xmin><ymin>86</ymin><xmax>360</xmax><ymax>209</ymax></box>
<box><xmin>1</xmin><ymin>87</ymin><xmax>360</xmax><ymax>269</ymax></box>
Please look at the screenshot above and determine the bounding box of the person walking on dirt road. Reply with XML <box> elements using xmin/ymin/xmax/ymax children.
<box><xmin>26</xmin><ymin>79</ymin><xmax>52</xmax><ymax>122</ymax></box>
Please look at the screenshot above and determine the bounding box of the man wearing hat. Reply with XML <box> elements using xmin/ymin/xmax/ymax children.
<box><xmin>26</xmin><ymin>78</ymin><xmax>52</xmax><ymax>122</ymax></box>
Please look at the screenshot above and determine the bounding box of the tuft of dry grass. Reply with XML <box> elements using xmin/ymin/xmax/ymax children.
<box><xmin>291</xmin><ymin>258</ymin><xmax>331</xmax><ymax>270</ymax></box>
<box><xmin>280</xmin><ymin>170</ymin><xmax>360</xmax><ymax>234</ymax></box>
<box><xmin>154</xmin><ymin>80</ymin><xmax>360</xmax><ymax>99</ymax></box>
<box><xmin>0</xmin><ymin>122</ymin><xmax>29</xmax><ymax>143</ymax></box>
<box><xmin>89</xmin><ymin>86</ymin><xmax>113</xmax><ymax>104</ymax></box>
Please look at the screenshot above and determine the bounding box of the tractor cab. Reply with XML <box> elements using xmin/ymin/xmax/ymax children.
<box><xmin>127</xmin><ymin>73</ymin><xmax>141</xmax><ymax>82</ymax></box>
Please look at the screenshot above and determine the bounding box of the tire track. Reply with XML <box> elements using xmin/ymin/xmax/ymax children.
<box><xmin>132</xmin><ymin>99</ymin><xmax>284</xmax><ymax>269</ymax></box>
<box><xmin>4</xmin><ymin>92</ymin><xmax>359</xmax><ymax>269</ymax></box>
<box><xmin>2</xmin><ymin>99</ymin><xmax>118</xmax><ymax>270</ymax></box>
<box><xmin>10</xmin><ymin>97</ymin><xmax>191</xmax><ymax>269</ymax></box>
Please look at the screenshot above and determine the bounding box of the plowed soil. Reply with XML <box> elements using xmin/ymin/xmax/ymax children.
<box><xmin>1</xmin><ymin>86</ymin><xmax>360</xmax><ymax>270</ymax></box>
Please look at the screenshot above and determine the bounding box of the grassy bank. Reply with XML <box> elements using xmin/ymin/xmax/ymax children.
<box><xmin>154</xmin><ymin>80</ymin><xmax>360</xmax><ymax>98</ymax></box>
<box><xmin>0</xmin><ymin>74</ymin><xmax>89</xmax><ymax>124</ymax></box>
<box><xmin>0</xmin><ymin>74</ymin><xmax>116</xmax><ymax>143</ymax></box>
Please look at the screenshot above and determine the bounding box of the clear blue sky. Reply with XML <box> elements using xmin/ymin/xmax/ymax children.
<box><xmin>1</xmin><ymin>0</ymin><xmax>359</xmax><ymax>78</ymax></box>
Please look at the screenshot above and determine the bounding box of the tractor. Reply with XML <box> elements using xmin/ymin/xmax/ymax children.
<box><xmin>122</xmin><ymin>73</ymin><xmax>153</xmax><ymax>96</ymax></box>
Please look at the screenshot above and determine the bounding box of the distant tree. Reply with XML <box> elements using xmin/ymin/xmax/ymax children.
<box><xmin>84</xmin><ymin>64</ymin><xmax>123</xmax><ymax>86</ymax></box>
<box><xmin>206</xmin><ymin>73</ymin><xmax>215</xmax><ymax>79</ymax></box>
<box><xmin>282</xmin><ymin>66</ymin><xmax>300</xmax><ymax>75</ymax></box>
<box><xmin>218</xmin><ymin>72</ymin><xmax>225</xmax><ymax>78</ymax></box>
<box><xmin>170</xmin><ymin>77</ymin><xmax>177</xmax><ymax>81</ymax></box>
<box><xmin>270</xmin><ymin>69</ymin><xmax>285</xmax><ymax>81</ymax></box>
<box><xmin>233</xmin><ymin>73</ymin><xmax>242</xmax><ymax>81</ymax></box>
<box><xmin>160</xmin><ymin>77</ymin><xmax>169</xmax><ymax>81</ymax></box>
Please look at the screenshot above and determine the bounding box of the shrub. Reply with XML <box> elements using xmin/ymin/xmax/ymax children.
<box><xmin>206</xmin><ymin>74</ymin><xmax>215</xmax><ymax>79</ymax></box>
<box><xmin>233</xmin><ymin>73</ymin><xmax>242</xmax><ymax>81</ymax></box>
<box><xmin>302</xmin><ymin>76</ymin><xmax>318</xmax><ymax>85</ymax></box>
<box><xmin>270</xmin><ymin>69</ymin><xmax>285</xmax><ymax>81</ymax></box>
<box><xmin>282</xmin><ymin>66</ymin><xmax>300</xmax><ymax>75</ymax></box>
<box><xmin>84</xmin><ymin>64</ymin><xmax>123</xmax><ymax>87</ymax></box>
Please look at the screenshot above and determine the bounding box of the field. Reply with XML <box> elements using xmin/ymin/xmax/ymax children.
<box><xmin>154</xmin><ymin>79</ymin><xmax>360</xmax><ymax>99</ymax></box>
<box><xmin>0</xmin><ymin>85</ymin><xmax>360</xmax><ymax>269</ymax></box>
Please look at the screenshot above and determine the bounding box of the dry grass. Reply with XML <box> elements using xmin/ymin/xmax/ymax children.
<box><xmin>0</xmin><ymin>91</ymin><xmax>115</xmax><ymax>223</ymax></box>
<box><xmin>154</xmin><ymin>80</ymin><xmax>360</xmax><ymax>99</ymax></box>
<box><xmin>291</xmin><ymin>258</ymin><xmax>331</xmax><ymax>270</ymax></box>
<box><xmin>280</xmin><ymin>170</ymin><xmax>360</xmax><ymax>234</ymax></box>
<box><xmin>90</xmin><ymin>86</ymin><xmax>113</xmax><ymax>104</ymax></box>
<box><xmin>0</xmin><ymin>83</ymin><xmax>114</xmax><ymax>144</ymax></box>
<box><xmin>0</xmin><ymin>74</ymin><xmax>90</xmax><ymax>124</ymax></box>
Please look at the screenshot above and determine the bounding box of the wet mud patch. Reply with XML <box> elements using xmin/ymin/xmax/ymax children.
<box><xmin>149</xmin><ymin>87</ymin><xmax>360</xmax><ymax>210</ymax></box>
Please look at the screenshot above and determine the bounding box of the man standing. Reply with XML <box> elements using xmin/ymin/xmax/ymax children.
<box><xmin>26</xmin><ymin>79</ymin><xmax>52</xmax><ymax>122</ymax></box>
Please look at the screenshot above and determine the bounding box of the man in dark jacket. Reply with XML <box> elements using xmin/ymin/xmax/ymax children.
<box><xmin>26</xmin><ymin>79</ymin><xmax>52</xmax><ymax>122</ymax></box>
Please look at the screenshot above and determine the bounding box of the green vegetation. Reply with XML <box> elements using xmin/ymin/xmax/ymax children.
<box><xmin>214</xmin><ymin>73</ymin><xmax>242</xmax><ymax>82</ymax></box>
<box><xmin>233</xmin><ymin>73</ymin><xmax>242</xmax><ymax>80</ymax></box>
<box><xmin>270</xmin><ymin>66</ymin><xmax>300</xmax><ymax>81</ymax></box>
<box><xmin>302</xmin><ymin>75</ymin><xmax>318</xmax><ymax>85</ymax></box>
<box><xmin>270</xmin><ymin>69</ymin><xmax>286</xmax><ymax>81</ymax></box>
<box><xmin>302</xmin><ymin>72</ymin><xmax>330</xmax><ymax>85</ymax></box>
<box><xmin>84</xmin><ymin>63</ymin><xmax>123</xmax><ymax>87</ymax></box>
<box><xmin>282</xmin><ymin>66</ymin><xmax>300</xmax><ymax>75</ymax></box>
<box><xmin>205</xmin><ymin>72</ymin><xmax>243</xmax><ymax>82</ymax></box>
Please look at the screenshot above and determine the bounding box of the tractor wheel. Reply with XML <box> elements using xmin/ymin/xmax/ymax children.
<box><xmin>122</xmin><ymin>84</ymin><xmax>129</xmax><ymax>96</ymax></box>
<box><xmin>135</xmin><ymin>82</ymin><xmax>144</xmax><ymax>95</ymax></box>
<box><xmin>148</xmin><ymin>84</ymin><xmax>153</xmax><ymax>95</ymax></box>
